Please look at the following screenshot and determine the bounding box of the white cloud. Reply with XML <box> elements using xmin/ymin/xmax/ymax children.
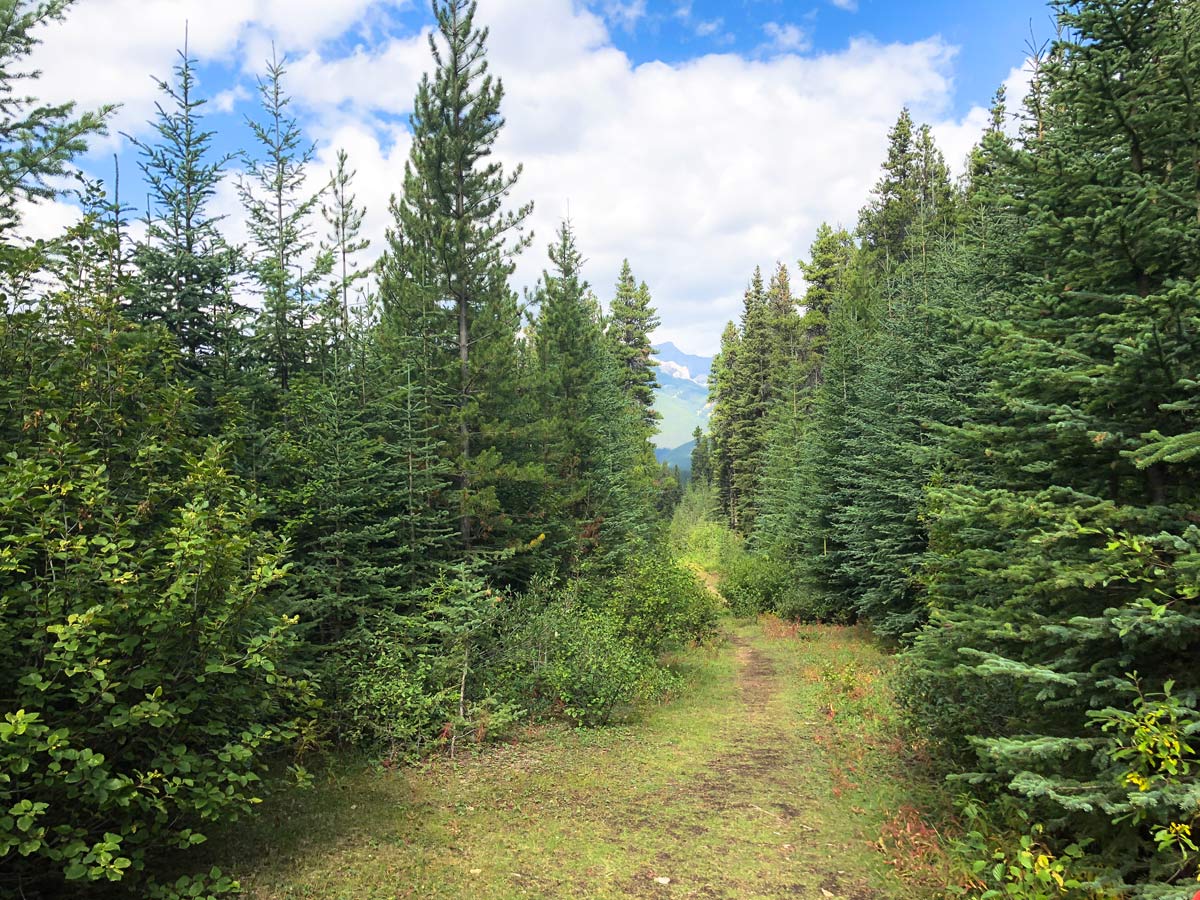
<box><xmin>25</xmin><ymin>0</ymin><xmax>402</xmax><ymax>135</ymax></box>
<box><xmin>694</xmin><ymin>19</ymin><xmax>723</xmax><ymax>38</ymax></box>
<box><xmin>21</xmin><ymin>0</ymin><xmax>1011</xmax><ymax>355</ymax></box>
<box><xmin>213</xmin><ymin>84</ymin><xmax>250</xmax><ymax>113</ymax></box>
<box><xmin>761</xmin><ymin>22</ymin><xmax>812</xmax><ymax>54</ymax></box>
<box><xmin>831</xmin><ymin>0</ymin><xmax>859</xmax><ymax>11</ymax></box>
<box><xmin>602</xmin><ymin>1</ymin><xmax>647</xmax><ymax>32</ymax></box>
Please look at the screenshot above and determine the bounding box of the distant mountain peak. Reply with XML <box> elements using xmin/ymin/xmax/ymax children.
<box><xmin>653</xmin><ymin>342</ymin><xmax>713</xmax><ymax>380</ymax></box>
<box><xmin>651</xmin><ymin>342</ymin><xmax>714</xmax><ymax>449</ymax></box>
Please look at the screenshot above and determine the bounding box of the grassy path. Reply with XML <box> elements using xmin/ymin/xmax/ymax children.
<box><xmin>217</xmin><ymin>619</ymin><xmax>944</xmax><ymax>899</ymax></box>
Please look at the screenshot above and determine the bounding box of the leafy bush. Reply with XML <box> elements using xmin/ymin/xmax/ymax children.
<box><xmin>0</xmin><ymin>301</ymin><xmax>313</xmax><ymax>896</ymax></box>
<box><xmin>603</xmin><ymin>551</ymin><xmax>720</xmax><ymax>653</ymax></box>
<box><xmin>538</xmin><ymin>605</ymin><xmax>669</xmax><ymax>726</ymax></box>
<box><xmin>331</xmin><ymin>620</ymin><xmax>454</xmax><ymax>757</ymax></box>
<box><xmin>947</xmin><ymin>800</ymin><xmax>1096</xmax><ymax>900</ymax></box>
<box><xmin>670</xmin><ymin>483</ymin><xmax>744</xmax><ymax>574</ymax></box>
<box><xmin>491</xmin><ymin>556</ymin><xmax>712</xmax><ymax>728</ymax></box>
<box><xmin>718</xmin><ymin>553</ymin><xmax>794</xmax><ymax>617</ymax></box>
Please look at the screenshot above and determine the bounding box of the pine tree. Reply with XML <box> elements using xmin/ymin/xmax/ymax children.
<box><xmin>689</xmin><ymin>425</ymin><xmax>713</xmax><ymax>485</ymax></box>
<box><xmin>0</xmin><ymin>0</ymin><xmax>109</xmax><ymax>244</ymax></box>
<box><xmin>709</xmin><ymin>320</ymin><xmax>742</xmax><ymax>526</ymax></box>
<box><xmin>128</xmin><ymin>41</ymin><xmax>240</xmax><ymax>385</ymax></box>
<box><xmin>710</xmin><ymin>267</ymin><xmax>773</xmax><ymax>532</ymax></box>
<box><xmin>606</xmin><ymin>259</ymin><xmax>661</xmax><ymax>426</ymax></box>
<box><xmin>755</xmin><ymin>234</ymin><xmax>853</xmax><ymax>553</ymax></box>
<box><xmin>382</xmin><ymin>0</ymin><xmax>532</xmax><ymax>553</ymax></box>
<box><xmin>858</xmin><ymin>108</ymin><xmax>957</xmax><ymax>274</ymax></box>
<box><xmin>797</xmin><ymin>223</ymin><xmax>855</xmax><ymax>391</ymax></box>
<box><xmin>316</xmin><ymin>148</ymin><xmax>370</xmax><ymax>367</ymax></box>
<box><xmin>239</xmin><ymin>49</ymin><xmax>331</xmax><ymax>392</ymax></box>
<box><xmin>902</xmin><ymin>2</ymin><xmax>1200</xmax><ymax>888</ymax></box>
<box><xmin>533</xmin><ymin>221</ymin><xmax>608</xmax><ymax>567</ymax></box>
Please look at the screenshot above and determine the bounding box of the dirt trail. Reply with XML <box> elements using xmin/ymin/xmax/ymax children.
<box><xmin>229</xmin><ymin>620</ymin><xmax>927</xmax><ymax>900</ymax></box>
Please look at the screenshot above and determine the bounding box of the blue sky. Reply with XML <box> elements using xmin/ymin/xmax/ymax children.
<box><xmin>602</xmin><ymin>0</ymin><xmax>1051</xmax><ymax>118</ymax></box>
<box><xmin>25</xmin><ymin>0</ymin><xmax>1052</xmax><ymax>354</ymax></box>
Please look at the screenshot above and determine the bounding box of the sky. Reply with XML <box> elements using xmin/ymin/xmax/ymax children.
<box><xmin>23</xmin><ymin>0</ymin><xmax>1054</xmax><ymax>355</ymax></box>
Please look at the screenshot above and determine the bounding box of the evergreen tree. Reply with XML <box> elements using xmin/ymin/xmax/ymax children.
<box><xmin>755</xmin><ymin>232</ymin><xmax>853</xmax><ymax>553</ymax></box>
<box><xmin>709</xmin><ymin>268</ymin><xmax>773</xmax><ymax>532</ymax></box>
<box><xmin>382</xmin><ymin>0</ymin><xmax>532</xmax><ymax>553</ymax></box>
<box><xmin>902</xmin><ymin>1</ymin><xmax>1200</xmax><ymax>888</ymax></box>
<box><xmin>0</xmin><ymin>0</ymin><xmax>109</xmax><ymax>244</ymax></box>
<box><xmin>709</xmin><ymin>320</ymin><xmax>742</xmax><ymax>526</ymax></box>
<box><xmin>797</xmin><ymin>223</ymin><xmax>855</xmax><ymax>391</ymax></box>
<box><xmin>127</xmin><ymin>41</ymin><xmax>240</xmax><ymax>384</ymax></box>
<box><xmin>858</xmin><ymin>108</ymin><xmax>957</xmax><ymax>274</ymax></box>
<box><xmin>239</xmin><ymin>50</ymin><xmax>331</xmax><ymax>392</ymax></box>
<box><xmin>606</xmin><ymin>259</ymin><xmax>661</xmax><ymax>426</ymax></box>
<box><xmin>316</xmin><ymin>148</ymin><xmax>370</xmax><ymax>366</ymax></box>
<box><xmin>689</xmin><ymin>425</ymin><xmax>712</xmax><ymax>485</ymax></box>
<box><xmin>532</xmin><ymin>221</ymin><xmax>610</xmax><ymax>568</ymax></box>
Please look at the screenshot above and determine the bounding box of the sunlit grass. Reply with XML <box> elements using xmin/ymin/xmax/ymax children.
<box><xmin>206</xmin><ymin>618</ymin><xmax>949</xmax><ymax>899</ymax></box>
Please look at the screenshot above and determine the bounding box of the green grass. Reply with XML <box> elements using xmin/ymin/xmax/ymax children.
<box><xmin>205</xmin><ymin>616</ymin><xmax>949</xmax><ymax>899</ymax></box>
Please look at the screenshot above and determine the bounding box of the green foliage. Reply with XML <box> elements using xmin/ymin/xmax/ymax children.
<box><xmin>718</xmin><ymin>554</ymin><xmax>792</xmax><ymax>618</ymax></box>
<box><xmin>380</xmin><ymin>0</ymin><xmax>532</xmax><ymax>555</ymax></box>
<box><xmin>606</xmin><ymin>260</ymin><xmax>661</xmax><ymax>426</ymax></box>
<box><xmin>895</xmin><ymin>3</ymin><xmax>1200</xmax><ymax>894</ymax></box>
<box><xmin>948</xmin><ymin>800</ymin><xmax>1095</xmax><ymax>900</ymax></box>
<box><xmin>0</xmin><ymin>286</ymin><xmax>311</xmax><ymax>895</ymax></box>
<box><xmin>535</xmin><ymin>603</ymin><xmax>667</xmax><ymax>726</ymax></box>
<box><xmin>669</xmin><ymin>480</ymin><xmax>743</xmax><ymax>574</ymax></box>
<box><xmin>0</xmin><ymin>0</ymin><xmax>110</xmax><ymax>240</ymax></box>
<box><xmin>602</xmin><ymin>551</ymin><xmax>721</xmax><ymax>654</ymax></box>
<box><xmin>128</xmin><ymin>43</ymin><xmax>240</xmax><ymax>383</ymax></box>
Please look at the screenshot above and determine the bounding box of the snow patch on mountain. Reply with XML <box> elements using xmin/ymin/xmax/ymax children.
<box><xmin>659</xmin><ymin>359</ymin><xmax>709</xmax><ymax>387</ymax></box>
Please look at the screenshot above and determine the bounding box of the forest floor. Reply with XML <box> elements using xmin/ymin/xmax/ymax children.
<box><xmin>213</xmin><ymin>615</ymin><xmax>951</xmax><ymax>899</ymax></box>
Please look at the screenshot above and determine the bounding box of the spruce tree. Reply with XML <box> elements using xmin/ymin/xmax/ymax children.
<box><xmin>903</xmin><ymin>1</ymin><xmax>1200</xmax><ymax>888</ymax></box>
<box><xmin>0</xmin><ymin>0</ymin><xmax>109</xmax><ymax>244</ymax></box>
<box><xmin>382</xmin><ymin>0</ymin><xmax>532</xmax><ymax>553</ymax></box>
<box><xmin>239</xmin><ymin>50</ymin><xmax>331</xmax><ymax>392</ymax></box>
<box><xmin>128</xmin><ymin>42</ymin><xmax>240</xmax><ymax>384</ymax></box>
<box><xmin>689</xmin><ymin>426</ymin><xmax>713</xmax><ymax>485</ymax></box>
<box><xmin>532</xmin><ymin>221</ymin><xmax>609</xmax><ymax>568</ymax></box>
<box><xmin>606</xmin><ymin>259</ymin><xmax>661</xmax><ymax>427</ymax></box>
<box><xmin>709</xmin><ymin>320</ymin><xmax>742</xmax><ymax>526</ymax></box>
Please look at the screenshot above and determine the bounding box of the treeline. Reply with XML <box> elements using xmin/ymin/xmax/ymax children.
<box><xmin>0</xmin><ymin>1</ymin><xmax>716</xmax><ymax>897</ymax></box>
<box><xmin>703</xmin><ymin>0</ymin><xmax>1200</xmax><ymax>894</ymax></box>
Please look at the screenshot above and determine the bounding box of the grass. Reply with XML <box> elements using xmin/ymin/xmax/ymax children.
<box><xmin>204</xmin><ymin>614</ymin><xmax>951</xmax><ymax>899</ymax></box>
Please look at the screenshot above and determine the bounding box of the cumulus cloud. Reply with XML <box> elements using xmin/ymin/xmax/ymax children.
<box><xmin>25</xmin><ymin>0</ymin><xmax>403</xmax><ymax>134</ymax></box>
<box><xmin>23</xmin><ymin>0</ymin><xmax>1012</xmax><ymax>354</ymax></box>
<box><xmin>831</xmin><ymin>0</ymin><xmax>859</xmax><ymax>11</ymax></box>
<box><xmin>761</xmin><ymin>22</ymin><xmax>812</xmax><ymax>54</ymax></box>
<box><xmin>601</xmin><ymin>1</ymin><xmax>648</xmax><ymax>33</ymax></box>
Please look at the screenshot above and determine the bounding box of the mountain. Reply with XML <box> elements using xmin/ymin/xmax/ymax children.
<box><xmin>654</xmin><ymin>341</ymin><xmax>712</xmax><ymax>386</ymax></box>
<box><xmin>655</xmin><ymin>439</ymin><xmax>695</xmax><ymax>473</ymax></box>
<box><xmin>651</xmin><ymin>342</ymin><xmax>713</xmax><ymax>450</ymax></box>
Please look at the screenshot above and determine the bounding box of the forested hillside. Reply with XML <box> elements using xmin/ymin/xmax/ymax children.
<box><xmin>1</xmin><ymin>0</ymin><xmax>1198</xmax><ymax>898</ymax></box>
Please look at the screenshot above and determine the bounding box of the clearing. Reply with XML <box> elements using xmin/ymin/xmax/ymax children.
<box><xmin>214</xmin><ymin>618</ymin><xmax>946</xmax><ymax>899</ymax></box>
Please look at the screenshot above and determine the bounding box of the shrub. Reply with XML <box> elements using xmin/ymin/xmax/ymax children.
<box><xmin>331</xmin><ymin>620</ymin><xmax>454</xmax><ymax>758</ymax></box>
<box><xmin>947</xmin><ymin>799</ymin><xmax>1097</xmax><ymax>900</ymax></box>
<box><xmin>539</xmin><ymin>605</ymin><xmax>669</xmax><ymax>726</ymax></box>
<box><xmin>603</xmin><ymin>552</ymin><xmax>720</xmax><ymax>653</ymax></box>
<box><xmin>0</xmin><ymin>444</ymin><xmax>312</xmax><ymax>896</ymax></box>
<box><xmin>0</xmin><ymin>302</ymin><xmax>313</xmax><ymax>896</ymax></box>
<box><xmin>718</xmin><ymin>553</ymin><xmax>794</xmax><ymax>617</ymax></box>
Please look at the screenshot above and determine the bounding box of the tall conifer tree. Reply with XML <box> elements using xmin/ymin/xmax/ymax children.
<box><xmin>607</xmin><ymin>260</ymin><xmax>661</xmax><ymax>426</ymax></box>
<box><xmin>128</xmin><ymin>42</ymin><xmax>240</xmax><ymax>385</ymax></box>
<box><xmin>382</xmin><ymin>0</ymin><xmax>532</xmax><ymax>552</ymax></box>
